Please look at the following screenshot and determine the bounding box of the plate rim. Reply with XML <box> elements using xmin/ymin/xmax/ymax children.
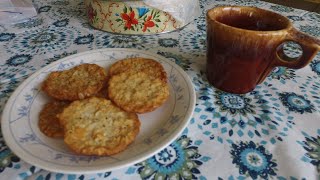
<box><xmin>1</xmin><ymin>48</ymin><xmax>196</xmax><ymax>174</ymax></box>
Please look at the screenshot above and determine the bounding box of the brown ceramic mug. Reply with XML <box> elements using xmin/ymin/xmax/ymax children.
<box><xmin>206</xmin><ymin>6</ymin><xmax>320</xmax><ymax>94</ymax></box>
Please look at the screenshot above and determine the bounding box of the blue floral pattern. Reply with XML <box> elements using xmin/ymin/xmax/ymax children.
<box><xmin>282</xmin><ymin>41</ymin><xmax>303</xmax><ymax>59</ymax></box>
<box><xmin>13</xmin><ymin>18</ymin><xmax>44</xmax><ymax>29</ymax></box>
<box><xmin>158</xmin><ymin>38</ymin><xmax>179</xmax><ymax>48</ymax></box>
<box><xmin>38</xmin><ymin>6</ymin><xmax>51</xmax><ymax>13</ymax></box>
<box><xmin>270</xmin><ymin>5</ymin><xmax>294</xmax><ymax>13</ymax></box>
<box><xmin>304</xmin><ymin>12</ymin><xmax>320</xmax><ymax>24</ymax></box>
<box><xmin>49</xmin><ymin>6</ymin><xmax>86</xmax><ymax>20</ymax></box>
<box><xmin>195</xmin><ymin>15</ymin><xmax>206</xmax><ymax>32</ymax></box>
<box><xmin>0</xmin><ymin>150</ymin><xmax>20</xmax><ymax>173</ymax></box>
<box><xmin>267</xmin><ymin>67</ymin><xmax>297</xmax><ymax>84</ymax></box>
<box><xmin>178</xmin><ymin>30</ymin><xmax>206</xmax><ymax>56</ymax></box>
<box><xmin>95</xmin><ymin>34</ymin><xmax>157</xmax><ymax>49</ymax></box>
<box><xmin>299</xmin><ymin>76</ymin><xmax>320</xmax><ymax>111</ymax></box>
<box><xmin>53</xmin><ymin>19</ymin><xmax>69</xmax><ymax>27</ymax></box>
<box><xmin>299</xmin><ymin>25</ymin><xmax>320</xmax><ymax>37</ymax></box>
<box><xmin>50</xmin><ymin>0</ymin><xmax>70</xmax><ymax>6</ymax></box>
<box><xmin>0</xmin><ymin>78</ymin><xmax>24</xmax><ymax>113</ymax></box>
<box><xmin>4</xmin><ymin>27</ymin><xmax>80</xmax><ymax>55</ymax></box>
<box><xmin>74</xmin><ymin>34</ymin><xmax>94</xmax><ymax>45</ymax></box>
<box><xmin>0</xmin><ymin>132</ymin><xmax>20</xmax><ymax>172</ymax></box>
<box><xmin>288</xmin><ymin>16</ymin><xmax>304</xmax><ymax>21</ymax></box>
<box><xmin>6</xmin><ymin>54</ymin><xmax>32</xmax><ymax>66</ymax></box>
<box><xmin>195</xmin><ymin>79</ymin><xmax>294</xmax><ymax>144</ymax></box>
<box><xmin>0</xmin><ymin>33</ymin><xmax>16</xmax><ymax>42</ymax></box>
<box><xmin>298</xmin><ymin>131</ymin><xmax>320</xmax><ymax>173</ymax></box>
<box><xmin>0</xmin><ymin>63</ymin><xmax>37</xmax><ymax>83</ymax></box>
<box><xmin>234</xmin><ymin>0</ymin><xmax>260</xmax><ymax>6</ymax></box>
<box><xmin>134</xmin><ymin>135</ymin><xmax>210</xmax><ymax>180</ymax></box>
<box><xmin>310</xmin><ymin>59</ymin><xmax>320</xmax><ymax>75</ymax></box>
<box><xmin>279</xmin><ymin>92</ymin><xmax>315</xmax><ymax>114</ymax></box>
<box><xmin>230</xmin><ymin>141</ymin><xmax>278</xmax><ymax>179</ymax></box>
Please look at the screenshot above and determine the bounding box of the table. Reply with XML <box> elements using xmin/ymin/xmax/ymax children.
<box><xmin>0</xmin><ymin>0</ymin><xmax>319</xmax><ymax>179</ymax></box>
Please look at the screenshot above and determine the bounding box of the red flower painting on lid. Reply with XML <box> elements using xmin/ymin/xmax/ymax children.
<box><xmin>142</xmin><ymin>15</ymin><xmax>155</xmax><ymax>32</ymax></box>
<box><xmin>121</xmin><ymin>11</ymin><xmax>138</xmax><ymax>29</ymax></box>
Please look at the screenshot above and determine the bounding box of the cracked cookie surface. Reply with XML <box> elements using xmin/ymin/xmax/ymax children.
<box><xmin>42</xmin><ymin>64</ymin><xmax>107</xmax><ymax>101</ymax></box>
<box><xmin>108</xmin><ymin>71</ymin><xmax>169</xmax><ymax>113</ymax></box>
<box><xmin>108</xmin><ymin>57</ymin><xmax>167</xmax><ymax>82</ymax></box>
<box><xmin>58</xmin><ymin>97</ymin><xmax>140</xmax><ymax>156</ymax></box>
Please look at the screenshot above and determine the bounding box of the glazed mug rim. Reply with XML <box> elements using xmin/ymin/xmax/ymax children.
<box><xmin>207</xmin><ymin>6</ymin><xmax>292</xmax><ymax>33</ymax></box>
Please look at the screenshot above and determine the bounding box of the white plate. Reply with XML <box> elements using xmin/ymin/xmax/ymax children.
<box><xmin>1</xmin><ymin>48</ymin><xmax>195</xmax><ymax>174</ymax></box>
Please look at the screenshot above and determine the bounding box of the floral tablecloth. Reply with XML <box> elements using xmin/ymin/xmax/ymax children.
<box><xmin>0</xmin><ymin>0</ymin><xmax>320</xmax><ymax>179</ymax></box>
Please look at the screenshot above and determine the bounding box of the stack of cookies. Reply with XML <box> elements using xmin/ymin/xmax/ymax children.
<box><xmin>39</xmin><ymin>58</ymin><xmax>169</xmax><ymax>156</ymax></box>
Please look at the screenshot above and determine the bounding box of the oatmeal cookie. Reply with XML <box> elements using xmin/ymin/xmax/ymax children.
<box><xmin>108</xmin><ymin>57</ymin><xmax>167</xmax><ymax>82</ymax></box>
<box><xmin>39</xmin><ymin>101</ymin><xmax>70</xmax><ymax>138</ymax></box>
<box><xmin>42</xmin><ymin>64</ymin><xmax>107</xmax><ymax>101</ymax></box>
<box><xmin>108</xmin><ymin>71</ymin><xmax>169</xmax><ymax>113</ymax></box>
<box><xmin>58</xmin><ymin>97</ymin><xmax>140</xmax><ymax>156</ymax></box>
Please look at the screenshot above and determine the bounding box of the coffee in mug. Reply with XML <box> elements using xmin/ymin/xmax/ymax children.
<box><xmin>206</xmin><ymin>6</ymin><xmax>320</xmax><ymax>94</ymax></box>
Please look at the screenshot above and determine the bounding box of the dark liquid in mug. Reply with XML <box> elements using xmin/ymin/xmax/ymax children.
<box><xmin>215</xmin><ymin>13</ymin><xmax>286</xmax><ymax>31</ymax></box>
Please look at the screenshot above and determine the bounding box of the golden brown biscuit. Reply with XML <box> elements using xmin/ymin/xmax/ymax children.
<box><xmin>42</xmin><ymin>64</ymin><xmax>107</xmax><ymax>101</ymax></box>
<box><xmin>108</xmin><ymin>57</ymin><xmax>167</xmax><ymax>82</ymax></box>
<box><xmin>58</xmin><ymin>97</ymin><xmax>140</xmax><ymax>156</ymax></box>
<box><xmin>39</xmin><ymin>101</ymin><xmax>70</xmax><ymax>138</ymax></box>
<box><xmin>108</xmin><ymin>71</ymin><xmax>169</xmax><ymax>113</ymax></box>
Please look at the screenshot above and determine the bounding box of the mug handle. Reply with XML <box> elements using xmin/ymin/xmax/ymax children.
<box><xmin>274</xmin><ymin>28</ymin><xmax>320</xmax><ymax>69</ymax></box>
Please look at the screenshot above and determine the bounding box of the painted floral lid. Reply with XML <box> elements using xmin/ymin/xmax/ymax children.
<box><xmin>84</xmin><ymin>0</ymin><xmax>199</xmax><ymax>34</ymax></box>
